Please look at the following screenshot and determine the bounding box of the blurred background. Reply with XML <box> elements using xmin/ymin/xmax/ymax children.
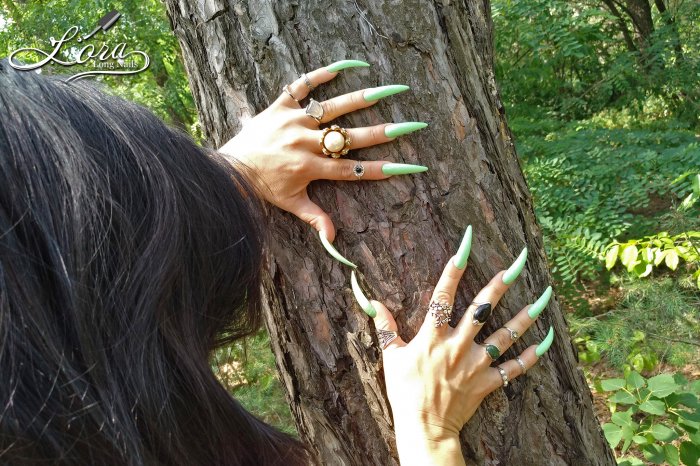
<box><xmin>1</xmin><ymin>1</ymin><xmax>698</xmax><ymax>464</ymax></box>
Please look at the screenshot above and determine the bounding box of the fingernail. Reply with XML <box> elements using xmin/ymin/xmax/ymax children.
<box><xmin>528</xmin><ymin>286</ymin><xmax>552</xmax><ymax>319</ymax></box>
<box><xmin>363</xmin><ymin>84</ymin><xmax>410</xmax><ymax>102</ymax></box>
<box><xmin>502</xmin><ymin>247</ymin><xmax>528</xmax><ymax>284</ymax></box>
<box><xmin>384</xmin><ymin>122</ymin><xmax>428</xmax><ymax>138</ymax></box>
<box><xmin>326</xmin><ymin>59</ymin><xmax>370</xmax><ymax>73</ymax></box>
<box><xmin>319</xmin><ymin>232</ymin><xmax>357</xmax><ymax>268</ymax></box>
<box><xmin>535</xmin><ymin>326</ymin><xmax>555</xmax><ymax>357</ymax></box>
<box><xmin>381</xmin><ymin>163</ymin><xmax>428</xmax><ymax>176</ymax></box>
<box><xmin>350</xmin><ymin>271</ymin><xmax>377</xmax><ymax>318</ymax></box>
<box><xmin>452</xmin><ymin>225</ymin><xmax>472</xmax><ymax>270</ymax></box>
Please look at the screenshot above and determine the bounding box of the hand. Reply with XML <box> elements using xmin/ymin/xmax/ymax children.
<box><xmin>351</xmin><ymin>227</ymin><xmax>555</xmax><ymax>465</ymax></box>
<box><xmin>218</xmin><ymin>60</ymin><xmax>428</xmax><ymax>243</ymax></box>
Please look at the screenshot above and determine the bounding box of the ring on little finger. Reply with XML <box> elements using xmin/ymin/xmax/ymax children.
<box><xmin>428</xmin><ymin>300</ymin><xmax>453</xmax><ymax>328</ymax></box>
<box><xmin>502</xmin><ymin>326</ymin><xmax>519</xmax><ymax>341</ymax></box>
<box><xmin>497</xmin><ymin>366</ymin><xmax>509</xmax><ymax>387</ymax></box>
<box><xmin>516</xmin><ymin>357</ymin><xmax>527</xmax><ymax>375</ymax></box>
<box><xmin>484</xmin><ymin>343</ymin><xmax>501</xmax><ymax>361</ymax></box>
<box><xmin>469</xmin><ymin>302</ymin><xmax>492</xmax><ymax>326</ymax></box>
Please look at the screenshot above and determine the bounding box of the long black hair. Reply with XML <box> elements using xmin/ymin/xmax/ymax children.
<box><xmin>0</xmin><ymin>62</ymin><xmax>307</xmax><ymax>465</ymax></box>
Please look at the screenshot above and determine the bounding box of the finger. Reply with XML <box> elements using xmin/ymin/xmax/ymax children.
<box><xmin>310</xmin><ymin>158</ymin><xmax>390</xmax><ymax>182</ymax></box>
<box><xmin>418</xmin><ymin>256</ymin><xmax>466</xmax><ymax>334</ymax></box>
<box><xmin>292</xmin><ymin>195</ymin><xmax>336</xmax><ymax>243</ymax></box>
<box><xmin>319</xmin><ymin>85</ymin><xmax>408</xmax><ymax>123</ymax></box>
<box><xmin>370</xmin><ymin>299</ymin><xmax>406</xmax><ymax>351</ymax></box>
<box><xmin>480</xmin><ymin>286</ymin><xmax>552</xmax><ymax>357</ymax></box>
<box><xmin>481</xmin><ymin>327</ymin><xmax>554</xmax><ymax>394</ymax></box>
<box><xmin>285</xmin><ymin>65</ymin><xmax>345</xmax><ymax>106</ymax></box>
<box><xmin>455</xmin><ymin>271</ymin><xmax>511</xmax><ymax>343</ymax></box>
<box><xmin>309</xmin><ymin>124</ymin><xmax>393</xmax><ymax>150</ymax></box>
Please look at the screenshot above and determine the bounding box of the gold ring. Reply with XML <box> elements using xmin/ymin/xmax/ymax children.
<box><xmin>320</xmin><ymin>125</ymin><xmax>351</xmax><ymax>158</ymax></box>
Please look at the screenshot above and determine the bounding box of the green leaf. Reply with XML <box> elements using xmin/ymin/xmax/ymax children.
<box><xmin>602</xmin><ymin>378</ymin><xmax>626</xmax><ymax>391</ymax></box>
<box><xmin>612</xmin><ymin>410</ymin><xmax>634</xmax><ymax>427</ymax></box>
<box><xmin>665</xmin><ymin>444</ymin><xmax>680</xmax><ymax>466</ymax></box>
<box><xmin>605</xmin><ymin>244</ymin><xmax>620</xmax><ymax>269</ymax></box>
<box><xmin>639</xmin><ymin>400</ymin><xmax>666</xmax><ymax>415</ymax></box>
<box><xmin>632</xmin><ymin>434</ymin><xmax>649</xmax><ymax>444</ymax></box>
<box><xmin>603</xmin><ymin>422</ymin><xmax>623</xmax><ymax>449</ymax></box>
<box><xmin>621</xmin><ymin>245</ymin><xmax>639</xmax><ymax>269</ymax></box>
<box><xmin>626</xmin><ymin>371</ymin><xmax>646</xmax><ymax>390</ymax></box>
<box><xmin>648</xmin><ymin>374</ymin><xmax>679</xmax><ymax>398</ymax></box>
<box><xmin>693</xmin><ymin>174</ymin><xmax>700</xmax><ymax>197</ymax></box>
<box><xmin>651</xmin><ymin>423</ymin><xmax>679</xmax><ymax>442</ymax></box>
<box><xmin>665</xmin><ymin>249</ymin><xmax>679</xmax><ymax>270</ymax></box>
<box><xmin>680</xmin><ymin>441</ymin><xmax>700</xmax><ymax>466</ymax></box>
<box><xmin>643</xmin><ymin>444</ymin><xmax>666</xmax><ymax>464</ymax></box>
<box><xmin>610</xmin><ymin>390</ymin><xmax>637</xmax><ymax>404</ymax></box>
<box><xmin>654</xmin><ymin>248</ymin><xmax>666</xmax><ymax>266</ymax></box>
<box><xmin>679</xmin><ymin>410</ymin><xmax>700</xmax><ymax>422</ymax></box>
<box><xmin>617</xmin><ymin>457</ymin><xmax>645</xmax><ymax>466</ymax></box>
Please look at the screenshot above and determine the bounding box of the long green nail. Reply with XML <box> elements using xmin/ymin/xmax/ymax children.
<box><xmin>319</xmin><ymin>232</ymin><xmax>357</xmax><ymax>268</ymax></box>
<box><xmin>381</xmin><ymin>163</ymin><xmax>428</xmax><ymax>176</ymax></box>
<box><xmin>528</xmin><ymin>286</ymin><xmax>552</xmax><ymax>319</ymax></box>
<box><xmin>350</xmin><ymin>270</ymin><xmax>377</xmax><ymax>318</ymax></box>
<box><xmin>453</xmin><ymin>225</ymin><xmax>473</xmax><ymax>270</ymax></box>
<box><xmin>363</xmin><ymin>85</ymin><xmax>410</xmax><ymax>102</ymax></box>
<box><xmin>535</xmin><ymin>326</ymin><xmax>555</xmax><ymax>357</ymax></box>
<box><xmin>384</xmin><ymin>122</ymin><xmax>428</xmax><ymax>138</ymax></box>
<box><xmin>502</xmin><ymin>247</ymin><xmax>528</xmax><ymax>284</ymax></box>
<box><xmin>326</xmin><ymin>60</ymin><xmax>370</xmax><ymax>72</ymax></box>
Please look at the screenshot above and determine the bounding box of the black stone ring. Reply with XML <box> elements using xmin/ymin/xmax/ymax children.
<box><xmin>470</xmin><ymin>302</ymin><xmax>492</xmax><ymax>326</ymax></box>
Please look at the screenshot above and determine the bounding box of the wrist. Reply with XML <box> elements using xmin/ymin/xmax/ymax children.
<box><xmin>393</xmin><ymin>414</ymin><xmax>464</xmax><ymax>466</ymax></box>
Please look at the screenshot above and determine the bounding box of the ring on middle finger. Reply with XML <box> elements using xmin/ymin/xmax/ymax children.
<box><xmin>305</xmin><ymin>98</ymin><xmax>324</xmax><ymax>123</ymax></box>
<box><xmin>469</xmin><ymin>302</ymin><xmax>492</xmax><ymax>327</ymax></box>
<box><xmin>428</xmin><ymin>300</ymin><xmax>453</xmax><ymax>328</ymax></box>
<box><xmin>320</xmin><ymin>125</ymin><xmax>351</xmax><ymax>158</ymax></box>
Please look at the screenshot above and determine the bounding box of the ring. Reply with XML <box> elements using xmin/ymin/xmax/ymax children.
<box><xmin>320</xmin><ymin>125</ymin><xmax>351</xmax><ymax>158</ymax></box>
<box><xmin>428</xmin><ymin>300</ymin><xmax>453</xmax><ymax>328</ymax></box>
<box><xmin>497</xmin><ymin>366</ymin><xmax>509</xmax><ymax>387</ymax></box>
<box><xmin>502</xmin><ymin>326</ymin><xmax>519</xmax><ymax>341</ymax></box>
<box><xmin>516</xmin><ymin>357</ymin><xmax>527</xmax><ymax>375</ymax></box>
<box><xmin>484</xmin><ymin>343</ymin><xmax>501</xmax><ymax>360</ymax></box>
<box><xmin>353</xmin><ymin>162</ymin><xmax>365</xmax><ymax>179</ymax></box>
<box><xmin>283</xmin><ymin>84</ymin><xmax>299</xmax><ymax>105</ymax></box>
<box><xmin>301</xmin><ymin>73</ymin><xmax>315</xmax><ymax>91</ymax></box>
<box><xmin>305</xmin><ymin>98</ymin><xmax>324</xmax><ymax>123</ymax></box>
<box><xmin>377</xmin><ymin>328</ymin><xmax>398</xmax><ymax>349</ymax></box>
<box><xmin>470</xmin><ymin>302</ymin><xmax>492</xmax><ymax>327</ymax></box>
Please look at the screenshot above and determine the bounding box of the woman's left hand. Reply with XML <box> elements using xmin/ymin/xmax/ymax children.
<box><xmin>218</xmin><ymin>61</ymin><xmax>427</xmax><ymax>243</ymax></box>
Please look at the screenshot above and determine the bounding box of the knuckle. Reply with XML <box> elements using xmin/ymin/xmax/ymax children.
<box><xmin>349</xmin><ymin>91</ymin><xmax>363</xmax><ymax>108</ymax></box>
<box><xmin>336</xmin><ymin>160</ymin><xmax>354</xmax><ymax>180</ymax></box>
<box><xmin>432</xmin><ymin>290</ymin><xmax>452</xmax><ymax>304</ymax></box>
<box><xmin>323</xmin><ymin>100</ymin><xmax>337</xmax><ymax>118</ymax></box>
<box><xmin>369</xmin><ymin>125</ymin><xmax>382</xmax><ymax>142</ymax></box>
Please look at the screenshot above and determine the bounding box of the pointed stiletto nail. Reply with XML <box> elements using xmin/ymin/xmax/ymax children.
<box><xmin>528</xmin><ymin>286</ymin><xmax>552</xmax><ymax>319</ymax></box>
<box><xmin>319</xmin><ymin>232</ymin><xmax>357</xmax><ymax>268</ymax></box>
<box><xmin>384</xmin><ymin>122</ymin><xmax>428</xmax><ymax>138</ymax></box>
<box><xmin>363</xmin><ymin>84</ymin><xmax>410</xmax><ymax>102</ymax></box>
<box><xmin>453</xmin><ymin>225</ymin><xmax>473</xmax><ymax>270</ymax></box>
<box><xmin>350</xmin><ymin>270</ymin><xmax>377</xmax><ymax>318</ymax></box>
<box><xmin>381</xmin><ymin>163</ymin><xmax>428</xmax><ymax>176</ymax></box>
<box><xmin>535</xmin><ymin>326</ymin><xmax>555</xmax><ymax>357</ymax></box>
<box><xmin>502</xmin><ymin>247</ymin><xmax>528</xmax><ymax>284</ymax></box>
<box><xmin>326</xmin><ymin>60</ymin><xmax>370</xmax><ymax>73</ymax></box>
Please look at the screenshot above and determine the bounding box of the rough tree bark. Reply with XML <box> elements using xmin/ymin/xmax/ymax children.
<box><xmin>163</xmin><ymin>1</ymin><xmax>616</xmax><ymax>464</ymax></box>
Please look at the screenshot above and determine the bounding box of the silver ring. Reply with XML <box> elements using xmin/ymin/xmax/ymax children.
<box><xmin>502</xmin><ymin>326</ymin><xmax>519</xmax><ymax>341</ymax></box>
<box><xmin>497</xmin><ymin>366</ymin><xmax>509</xmax><ymax>387</ymax></box>
<box><xmin>428</xmin><ymin>301</ymin><xmax>453</xmax><ymax>328</ymax></box>
<box><xmin>283</xmin><ymin>84</ymin><xmax>299</xmax><ymax>105</ymax></box>
<box><xmin>304</xmin><ymin>98</ymin><xmax>324</xmax><ymax>123</ymax></box>
<box><xmin>469</xmin><ymin>302</ymin><xmax>492</xmax><ymax>327</ymax></box>
<box><xmin>301</xmin><ymin>73</ymin><xmax>315</xmax><ymax>91</ymax></box>
<box><xmin>353</xmin><ymin>162</ymin><xmax>365</xmax><ymax>179</ymax></box>
<box><xmin>516</xmin><ymin>357</ymin><xmax>527</xmax><ymax>375</ymax></box>
<box><xmin>377</xmin><ymin>328</ymin><xmax>398</xmax><ymax>349</ymax></box>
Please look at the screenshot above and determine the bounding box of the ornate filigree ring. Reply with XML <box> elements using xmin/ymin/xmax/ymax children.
<box><xmin>428</xmin><ymin>300</ymin><xmax>453</xmax><ymax>328</ymax></box>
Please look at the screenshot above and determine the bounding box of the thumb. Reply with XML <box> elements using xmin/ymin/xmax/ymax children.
<box><xmin>293</xmin><ymin>195</ymin><xmax>336</xmax><ymax>242</ymax></box>
<box><xmin>350</xmin><ymin>271</ymin><xmax>405</xmax><ymax>350</ymax></box>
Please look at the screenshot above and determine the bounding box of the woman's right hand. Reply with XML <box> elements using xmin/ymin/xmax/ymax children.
<box><xmin>352</xmin><ymin>228</ymin><xmax>555</xmax><ymax>465</ymax></box>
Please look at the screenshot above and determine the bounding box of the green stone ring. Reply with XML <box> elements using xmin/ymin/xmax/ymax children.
<box><xmin>484</xmin><ymin>344</ymin><xmax>501</xmax><ymax>360</ymax></box>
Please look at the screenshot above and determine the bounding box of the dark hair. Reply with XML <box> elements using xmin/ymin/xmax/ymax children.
<box><xmin>0</xmin><ymin>63</ymin><xmax>306</xmax><ymax>465</ymax></box>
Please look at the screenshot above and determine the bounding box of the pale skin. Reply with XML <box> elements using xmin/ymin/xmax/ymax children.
<box><xmin>219</xmin><ymin>64</ymin><xmax>549</xmax><ymax>464</ymax></box>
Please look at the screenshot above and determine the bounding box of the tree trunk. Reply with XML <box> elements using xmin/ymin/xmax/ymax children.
<box><xmin>163</xmin><ymin>1</ymin><xmax>616</xmax><ymax>464</ymax></box>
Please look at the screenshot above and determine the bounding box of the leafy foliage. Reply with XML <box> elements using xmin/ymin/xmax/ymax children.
<box><xmin>598</xmin><ymin>372</ymin><xmax>700</xmax><ymax>465</ymax></box>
